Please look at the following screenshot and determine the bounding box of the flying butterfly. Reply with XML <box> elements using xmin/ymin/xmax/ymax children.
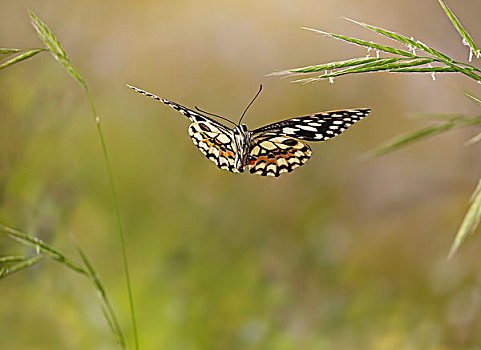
<box><xmin>127</xmin><ymin>84</ymin><xmax>371</xmax><ymax>177</ymax></box>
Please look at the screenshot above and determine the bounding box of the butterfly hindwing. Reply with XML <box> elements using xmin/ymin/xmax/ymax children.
<box><xmin>188</xmin><ymin>122</ymin><xmax>240</xmax><ymax>173</ymax></box>
<box><xmin>248</xmin><ymin>135</ymin><xmax>312</xmax><ymax>177</ymax></box>
<box><xmin>252</xmin><ymin>108</ymin><xmax>371</xmax><ymax>141</ymax></box>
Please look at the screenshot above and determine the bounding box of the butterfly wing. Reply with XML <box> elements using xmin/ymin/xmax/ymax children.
<box><xmin>248</xmin><ymin>134</ymin><xmax>312</xmax><ymax>177</ymax></box>
<box><xmin>128</xmin><ymin>84</ymin><xmax>240</xmax><ymax>173</ymax></box>
<box><xmin>252</xmin><ymin>108</ymin><xmax>371</xmax><ymax>141</ymax></box>
<box><xmin>248</xmin><ymin>108</ymin><xmax>371</xmax><ymax>177</ymax></box>
<box><xmin>127</xmin><ymin>84</ymin><xmax>231</xmax><ymax>133</ymax></box>
<box><xmin>189</xmin><ymin>122</ymin><xmax>240</xmax><ymax>173</ymax></box>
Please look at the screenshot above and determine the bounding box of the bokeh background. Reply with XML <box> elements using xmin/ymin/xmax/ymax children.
<box><xmin>1</xmin><ymin>0</ymin><xmax>481</xmax><ymax>349</ymax></box>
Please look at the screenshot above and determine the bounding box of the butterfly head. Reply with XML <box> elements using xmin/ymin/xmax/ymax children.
<box><xmin>235</xmin><ymin>124</ymin><xmax>248</xmax><ymax>133</ymax></box>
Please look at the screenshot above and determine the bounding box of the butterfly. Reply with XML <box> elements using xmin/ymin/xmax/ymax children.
<box><xmin>127</xmin><ymin>84</ymin><xmax>371</xmax><ymax>177</ymax></box>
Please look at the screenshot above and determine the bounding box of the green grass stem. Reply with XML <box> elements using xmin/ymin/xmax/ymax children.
<box><xmin>28</xmin><ymin>11</ymin><xmax>138</xmax><ymax>348</ymax></box>
<box><xmin>0</xmin><ymin>48</ymin><xmax>44</xmax><ymax>70</ymax></box>
<box><xmin>0</xmin><ymin>255</ymin><xmax>44</xmax><ymax>278</ymax></box>
<box><xmin>0</xmin><ymin>11</ymin><xmax>139</xmax><ymax>349</ymax></box>
<box><xmin>0</xmin><ymin>223</ymin><xmax>127</xmax><ymax>348</ymax></box>
<box><xmin>448</xmin><ymin>179</ymin><xmax>481</xmax><ymax>259</ymax></box>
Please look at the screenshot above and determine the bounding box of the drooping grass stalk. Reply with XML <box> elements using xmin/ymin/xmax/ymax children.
<box><xmin>448</xmin><ymin>180</ymin><xmax>481</xmax><ymax>259</ymax></box>
<box><xmin>272</xmin><ymin>1</ymin><xmax>481</xmax><ymax>83</ymax></box>
<box><xmin>0</xmin><ymin>255</ymin><xmax>44</xmax><ymax>278</ymax></box>
<box><xmin>0</xmin><ymin>223</ymin><xmax>127</xmax><ymax>348</ymax></box>
<box><xmin>273</xmin><ymin>0</ymin><xmax>481</xmax><ymax>258</ymax></box>
<box><xmin>438</xmin><ymin>0</ymin><xmax>480</xmax><ymax>63</ymax></box>
<box><xmin>0</xmin><ymin>48</ymin><xmax>45</xmax><ymax>70</ymax></box>
<box><xmin>370</xmin><ymin>114</ymin><xmax>481</xmax><ymax>156</ymax></box>
<box><xmin>27</xmin><ymin>11</ymin><xmax>139</xmax><ymax>348</ymax></box>
<box><xmin>1</xmin><ymin>11</ymin><xmax>138</xmax><ymax>348</ymax></box>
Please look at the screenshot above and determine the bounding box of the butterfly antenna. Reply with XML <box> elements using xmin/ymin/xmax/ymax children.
<box><xmin>194</xmin><ymin>106</ymin><xmax>237</xmax><ymax>127</ymax></box>
<box><xmin>238</xmin><ymin>84</ymin><xmax>262</xmax><ymax>125</ymax></box>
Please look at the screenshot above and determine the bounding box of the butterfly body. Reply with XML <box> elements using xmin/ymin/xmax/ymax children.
<box><xmin>232</xmin><ymin>124</ymin><xmax>251</xmax><ymax>172</ymax></box>
<box><xmin>128</xmin><ymin>84</ymin><xmax>371</xmax><ymax>177</ymax></box>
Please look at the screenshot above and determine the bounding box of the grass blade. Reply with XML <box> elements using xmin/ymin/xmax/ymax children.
<box><xmin>414</xmin><ymin>114</ymin><xmax>468</xmax><ymax>122</ymax></box>
<box><xmin>76</xmin><ymin>246</ymin><xmax>127</xmax><ymax>349</ymax></box>
<box><xmin>439</xmin><ymin>60</ymin><xmax>481</xmax><ymax>81</ymax></box>
<box><xmin>465</xmin><ymin>131</ymin><xmax>481</xmax><ymax>146</ymax></box>
<box><xmin>27</xmin><ymin>12</ymin><xmax>138</xmax><ymax>348</ymax></box>
<box><xmin>29</xmin><ymin>11</ymin><xmax>85</xmax><ymax>84</ymax></box>
<box><xmin>85</xmin><ymin>85</ymin><xmax>139</xmax><ymax>350</ymax></box>
<box><xmin>389</xmin><ymin>67</ymin><xmax>458</xmax><ymax>73</ymax></box>
<box><xmin>0</xmin><ymin>48</ymin><xmax>20</xmax><ymax>54</ymax></box>
<box><xmin>0</xmin><ymin>256</ymin><xmax>27</xmax><ymax>263</ymax></box>
<box><xmin>343</xmin><ymin>17</ymin><xmax>481</xmax><ymax>82</ymax></box>
<box><xmin>28</xmin><ymin>10</ymin><xmax>66</xmax><ymax>57</ymax></box>
<box><xmin>464</xmin><ymin>91</ymin><xmax>481</xmax><ymax>107</ymax></box>
<box><xmin>0</xmin><ymin>255</ymin><xmax>44</xmax><ymax>279</ymax></box>
<box><xmin>438</xmin><ymin>0</ymin><xmax>480</xmax><ymax>63</ymax></box>
<box><xmin>0</xmin><ymin>48</ymin><xmax>21</xmax><ymax>59</ymax></box>
<box><xmin>448</xmin><ymin>179</ymin><xmax>481</xmax><ymax>259</ymax></box>
<box><xmin>0</xmin><ymin>223</ymin><xmax>127</xmax><ymax>348</ymax></box>
<box><xmin>0</xmin><ymin>223</ymin><xmax>87</xmax><ymax>276</ymax></box>
<box><xmin>340</xmin><ymin>57</ymin><xmax>433</xmax><ymax>73</ymax></box>
<box><xmin>371</xmin><ymin>115</ymin><xmax>481</xmax><ymax>156</ymax></box>
<box><xmin>370</xmin><ymin>122</ymin><xmax>459</xmax><ymax>156</ymax></box>
<box><xmin>296</xmin><ymin>57</ymin><xmax>437</xmax><ymax>81</ymax></box>
<box><xmin>344</xmin><ymin>17</ymin><xmax>454</xmax><ymax>62</ymax></box>
<box><xmin>0</xmin><ymin>49</ymin><xmax>43</xmax><ymax>70</ymax></box>
<box><xmin>270</xmin><ymin>57</ymin><xmax>384</xmax><ymax>75</ymax></box>
<box><xmin>302</xmin><ymin>27</ymin><xmax>416</xmax><ymax>58</ymax></box>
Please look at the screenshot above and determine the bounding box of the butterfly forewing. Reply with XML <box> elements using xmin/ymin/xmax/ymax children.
<box><xmin>252</xmin><ymin>109</ymin><xmax>371</xmax><ymax>141</ymax></box>
<box><xmin>188</xmin><ymin>122</ymin><xmax>240</xmax><ymax>173</ymax></box>
<box><xmin>127</xmin><ymin>85</ymin><xmax>231</xmax><ymax>133</ymax></box>
<box><xmin>248</xmin><ymin>135</ymin><xmax>312</xmax><ymax>177</ymax></box>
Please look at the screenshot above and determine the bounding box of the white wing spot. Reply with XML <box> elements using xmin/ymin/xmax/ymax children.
<box><xmin>298</xmin><ymin>125</ymin><xmax>318</xmax><ymax>132</ymax></box>
<box><xmin>217</xmin><ymin>134</ymin><xmax>230</xmax><ymax>144</ymax></box>
<box><xmin>261</xmin><ymin>142</ymin><xmax>276</xmax><ymax>150</ymax></box>
<box><xmin>282</xmin><ymin>127</ymin><xmax>300</xmax><ymax>134</ymax></box>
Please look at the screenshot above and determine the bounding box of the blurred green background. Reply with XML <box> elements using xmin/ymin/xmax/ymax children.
<box><xmin>1</xmin><ymin>0</ymin><xmax>481</xmax><ymax>349</ymax></box>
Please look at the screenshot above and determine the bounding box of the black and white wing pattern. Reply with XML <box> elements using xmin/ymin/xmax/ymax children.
<box><xmin>252</xmin><ymin>109</ymin><xmax>371</xmax><ymax>141</ymax></box>
<box><xmin>127</xmin><ymin>85</ymin><xmax>239</xmax><ymax>172</ymax></box>
<box><xmin>247</xmin><ymin>109</ymin><xmax>371</xmax><ymax>177</ymax></box>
